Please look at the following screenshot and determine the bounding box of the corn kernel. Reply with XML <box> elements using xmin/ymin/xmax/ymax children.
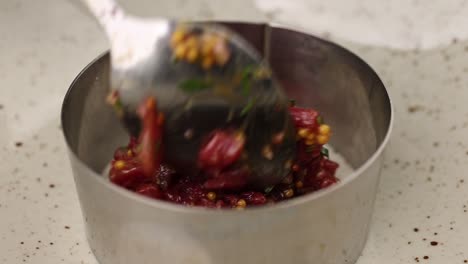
<box><xmin>201</xmin><ymin>42</ymin><xmax>214</xmax><ymax>56</ymax></box>
<box><xmin>262</xmin><ymin>145</ymin><xmax>274</xmax><ymax>160</ymax></box>
<box><xmin>202</xmin><ymin>35</ymin><xmax>217</xmax><ymax>52</ymax></box>
<box><xmin>186</xmin><ymin>48</ymin><xmax>199</xmax><ymax>63</ymax></box>
<box><xmin>316</xmin><ymin>134</ymin><xmax>329</xmax><ymax>145</ymax></box>
<box><xmin>307</xmin><ymin>133</ymin><xmax>315</xmax><ymax>141</ymax></box>
<box><xmin>318</xmin><ymin>124</ymin><xmax>331</xmax><ymax>135</ymax></box>
<box><xmin>254</xmin><ymin>67</ymin><xmax>271</xmax><ymax>79</ymax></box>
<box><xmin>127</xmin><ymin>150</ymin><xmax>133</xmax><ymax>157</ymax></box>
<box><xmin>297</xmin><ymin>128</ymin><xmax>309</xmax><ymax>138</ymax></box>
<box><xmin>272</xmin><ymin>132</ymin><xmax>285</xmax><ymax>145</ymax></box>
<box><xmin>174</xmin><ymin>44</ymin><xmax>188</xmax><ymax>59</ymax></box>
<box><xmin>295</xmin><ymin>181</ymin><xmax>304</xmax><ymax>189</ymax></box>
<box><xmin>114</xmin><ymin>160</ymin><xmax>125</xmax><ymax>170</ymax></box>
<box><xmin>236</xmin><ymin>199</ymin><xmax>247</xmax><ymax>208</ymax></box>
<box><xmin>235</xmin><ymin>132</ymin><xmax>246</xmax><ymax>145</ymax></box>
<box><xmin>171</xmin><ymin>29</ymin><xmax>186</xmax><ymax>46</ymax></box>
<box><xmin>206</xmin><ymin>192</ymin><xmax>216</xmax><ymax>201</ymax></box>
<box><xmin>202</xmin><ymin>56</ymin><xmax>214</xmax><ymax>69</ymax></box>
<box><xmin>185</xmin><ymin>36</ymin><xmax>198</xmax><ymax>49</ymax></box>
<box><xmin>214</xmin><ymin>44</ymin><xmax>230</xmax><ymax>66</ymax></box>
<box><xmin>283</xmin><ymin>188</ymin><xmax>294</xmax><ymax>198</ymax></box>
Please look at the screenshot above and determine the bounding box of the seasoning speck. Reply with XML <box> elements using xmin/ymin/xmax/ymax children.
<box><xmin>414</xmin><ymin>228</ymin><xmax>419</xmax><ymax>232</ymax></box>
<box><xmin>15</xmin><ymin>142</ymin><xmax>23</xmax><ymax>147</ymax></box>
<box><xmin>430</xmin><ymin>241</ymin><xmax>438</xmax><ymax>246</ymax></box>
<box><xmin>64</xmin><ymin>226</ymin><xmax>70</xmax><ymax>229</ymax></box>
<box><xmin>423</xmin><ymin>256</ymin><xmax>429</xmax><ymax>260</ymax></box>
<box><xmin>183</xmin><ymin>129</ymin><xmax>194</xmax><ymax>140</ymax></box>
<box><xmin>49</xmin><ymin>184</ymin><xmax>55</xmax><ymax>188</ymax></box>
<box><xmin>408</xmin><ymin>105</ymin><xmax>424</xmax><ymax>113</ymax></box>
<box><xmin>262</xmin><ymin>145</ymin><xmax>274</xmax><ymax>160</ymax></box>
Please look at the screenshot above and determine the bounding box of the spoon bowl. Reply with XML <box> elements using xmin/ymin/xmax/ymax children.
<box><xmin>81</xmin><ymin>0</ymin><xmax>295</xmax><ymax>189</ymax></box>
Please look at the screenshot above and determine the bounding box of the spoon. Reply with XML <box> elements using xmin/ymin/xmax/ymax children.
<box><xmin>81</xmin><ymin>0</ymin><xmax>296</xmax><ymax>189</ymax></box>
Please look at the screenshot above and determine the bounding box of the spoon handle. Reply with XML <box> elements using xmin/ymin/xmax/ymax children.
<box><xmin>80</xmin><ymin>0</ymin><xmax>125</xmax><ymax>34</ymax></box>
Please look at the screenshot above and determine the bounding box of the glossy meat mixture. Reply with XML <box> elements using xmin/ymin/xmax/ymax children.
<box><xmin>108</xmin><ymin>98</ymin><xmax>339</xmax><ymax>209</ymax></box>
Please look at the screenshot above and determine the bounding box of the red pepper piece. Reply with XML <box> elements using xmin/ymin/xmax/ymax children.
<box><xmin>240</xmin><ymin>191</ymin><xmax>267</xmax><ymax>205</ymax></box>
<box><xmin>109</xmin><ymin>160</ymin><xmax>146</xmax><ymax>189</ymax></box>
<box><xmin>198</xmin><ymin>130</ymin><xmax>245</xmax><ymax>170</ymax></box>
<box><xmin>128</xmin><ymin>137</ymin><xmax>139</xmax><ymax>150</ymax></box>
<box><xmin>203</xmin><ymin>168</ymin><xmax>249</xmax><ymax>190</ymax></box>
<box><xmin>215</xmin><ymin>200</ymin><xmax>226</xmax><ymax>208</ymax></box>
<box><xmin>113</xmin><ymin>147</ymin><xmax>130</xmax><ymax>160</ymax></box>
<box><xmin>135</xmin><ymin>184</ymin><xmax>163</xmax><ymax>199</ymax></box>
<box><xmin>320</xmin><ymin>176</ymin><xmax>338</xmax><ymax>189</ymax></box>
<box><xmin>295</xmin><ymin>143</ymin><xmax>322</xmax><ymax>165</ymax></box>
<box><xmin>137</xmin><ymin>97</ymin><xmax>164</xmax><ymax>177</ymax></box>
<box><xmin>321</xmin><ymin>159</ymin><xmax>339</xmax><ymax>175</ymax></box>
<box><xmin>289</xmin><ymin>106</ymin><xmax>320</xmax><ymax>130</ymax></box>
<box><xmin>198</xmin><ymin>198</ymin><xmax>217</xmax><ymax>208</ymax></box>
<box><xmin>223</xmin><ymin>195</ymin><xmax>240</xmax><ymax>206</ymax></box>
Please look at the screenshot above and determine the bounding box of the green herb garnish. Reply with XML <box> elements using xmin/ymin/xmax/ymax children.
<box><xmin>114</xmin><ymin>99</ymin><xmax>122</xmax><ymax>109</ymax></box>
<box><xmin>317</xmin><ymin>116</ymin><xmax>324</xmax><ymax>125</ymax></box>
<box><xmin>240</xmin><ymin>65</ymin><xmax>254</xmax><ymax>96</ymax></box>
<box><xmin>264</xmin><ymin>186</ymin><xmax>275</xmax><ymax>193</ymax></box>
<box><xmin>321</xmin><ymin>147</ymin><xmax>329</xmax><ymax>158</ymax></box>
<box><xmin>112</xmin><ymin>100</ymin><xmax>124</xmax><ymax>117</ymax></box>
<box><xmin>179</xmin><ymin>79</ymin><xmax>211</xmax><ymax>93</ymax></box>
<box><xmin>240</xmin><ymin>98</ymin><xmax>255</xmax><ymax>116</ymax></box>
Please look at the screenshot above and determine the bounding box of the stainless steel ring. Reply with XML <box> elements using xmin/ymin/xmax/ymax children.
<box><xmin>61</xmin><ymin>21</ymin><xmax>393</xmax><ymax>264</ymax></box>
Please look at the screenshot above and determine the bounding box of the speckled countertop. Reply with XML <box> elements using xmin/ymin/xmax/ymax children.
<box><xmin>1</xmin><ymin>0</ymin><xmax>468</xmax><ymax>263</ymax></box>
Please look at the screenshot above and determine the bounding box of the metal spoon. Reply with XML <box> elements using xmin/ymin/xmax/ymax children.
<box><xmin>81</xmin><ymin>0</ymin><xmax>296</xmax><ymax>189</ymax></box>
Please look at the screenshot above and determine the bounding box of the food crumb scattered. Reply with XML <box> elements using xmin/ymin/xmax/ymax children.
<box><xmin>408</xmin><ymin>105</ymin><xmax>425</xmax><ymax>113</ymax></box>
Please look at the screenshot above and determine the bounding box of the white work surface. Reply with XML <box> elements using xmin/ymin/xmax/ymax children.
<box><xmin>1</xmin><ymin>0</ymin><xmax>467</xmax><ymax>263</ymax></box>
